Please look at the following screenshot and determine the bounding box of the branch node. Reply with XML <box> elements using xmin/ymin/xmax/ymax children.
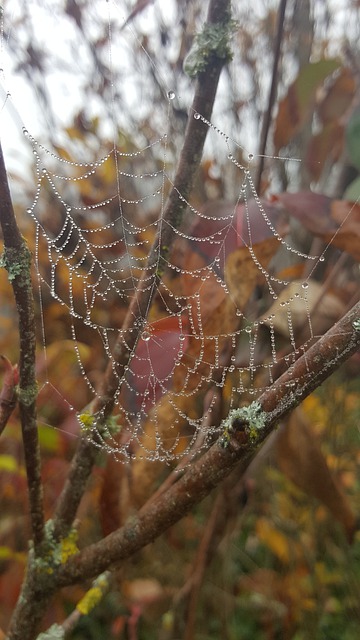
<box><xmin>184</xmin><ymin>15</ymin><xmax>237</xmax><ymax>78</ymax></box>
<box><xmin>219</xmin><ymin>401</ymin><xmax>268</xmax><ymax>448</ymax></box>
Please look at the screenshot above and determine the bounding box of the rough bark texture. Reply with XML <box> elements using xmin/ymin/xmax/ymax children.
<box><xmin>0</xmin><ymin>143</ymin><xmax>45</xmax><ymax>552</ymax></box>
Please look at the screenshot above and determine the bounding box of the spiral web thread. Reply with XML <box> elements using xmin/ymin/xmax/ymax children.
<box><xmin>0</xmin><ymin>0</ymin><xmax>346</xmax><ymax>463</ymax></box>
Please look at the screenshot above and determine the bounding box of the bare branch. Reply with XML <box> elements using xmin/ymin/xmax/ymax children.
<box><xmin>255</xmin><ymin>0</ymin><xmax>288</xmax><ymax>193</ymax></box>
<box><xmin>0</xmin><ymin>142</ymin><xmax>45</xmax><ymax>551</ymax></box>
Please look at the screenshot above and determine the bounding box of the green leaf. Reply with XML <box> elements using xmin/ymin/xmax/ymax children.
<box><xmin>38</xmin><ymin>423</ymin><xmax>62</xmax><ymax>453</ymax></box>
<box><xmin>344</xmin><ymin>176</ymin><xmax>360</xmax><ymax>202</ymax></box>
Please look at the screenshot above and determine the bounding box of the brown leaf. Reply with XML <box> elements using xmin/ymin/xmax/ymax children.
<box><xmin>274</xmin><ymin>59</ymin><xmax>341</xmax><ymax>150</ymax></box>
<box><xmin>276</xmin><ymin>409</ymin><xmax>356</xmax><ymax>542</ymax></box>
<box><xmin>276</xmin><ymin>191</ymin><xmax>360</xmax><ymax>261</ymax></box>
<box><xmin>306</xmin><ymin>122</ymin><xmax>344</xmax><ymax>181</ymax></box>
<box><xmin>328</xmin><ymin>199</ymin><xmax>360</xmax><ymax>261</ymax></box>
<box><xmin>261</xmin><ymin>280</ymin><xmax>345</xmax><ymax>337</ymax></box>
<box><xmin>317</xmin><ymin>67</ymin><xmax>356</xmax><ymax>124</ymax></box>
<box><xmin>225</xmin><ymin>238</ymin><xmax>280</xmax><ymax>309</ymax></box>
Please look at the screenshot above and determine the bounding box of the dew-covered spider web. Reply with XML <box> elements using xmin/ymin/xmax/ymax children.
<box><xmin>0</xmin><ymin>0</ymin><xmax>357</xmax><ymax>463</ymax></box>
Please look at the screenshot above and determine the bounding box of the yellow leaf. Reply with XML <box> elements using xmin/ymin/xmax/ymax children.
<box><xmin>0</xmin><ymin>455</ymin><xmax>25</xmax><ymax>475</ymax></box>
<box><xmin>256</xmin><ymin>517</ymin><xmax>290</xmax><ymax>564</ymax></box>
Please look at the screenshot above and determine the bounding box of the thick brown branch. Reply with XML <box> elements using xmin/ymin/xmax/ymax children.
<box><xmin>52</xmin><ymin>0</ymin><xmax>233</xmax><ymax>541</ymax></box>
<box><xmin>0</xmin><ymin>142</ymin><xmax>45</xmax><ymax>551</ymax></box>
<box><xmin>53</xmin><ymin>300</ymin><xmax>360</xmax><ymax>588</ymax></box>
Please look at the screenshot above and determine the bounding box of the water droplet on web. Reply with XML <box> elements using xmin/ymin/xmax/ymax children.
<box><xmin>142</xmin><ymin>331</ymin><xmax>151</xmax><ymax>342</ymax></box>
<box><xmin>302</xmin><ymin>282</ymin><xmax>309</xmax><ymax>289</ymax></box>
<box><xmin>319</xmin><ymin>256</ymin><xmax>325</xmax><ymax>262</ymax></box>
<box><xmin>167</xmin><ymin>90</ymin><xmax>175</xmax><ymax>100</ymax></box>
<box><xmin>194</xmin><ymin>112</ymin><xmax>201</xmax><ymax>120</ymax></box>
<box><xmin>248</xmin><ymin>153</ymin><xmax>254</xmax><ymax>161</ymax></box>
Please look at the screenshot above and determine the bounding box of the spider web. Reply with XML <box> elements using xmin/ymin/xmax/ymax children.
<box><xmin>0</xmin><ymin>0</ymin><xmax>352</xmax><ymax>463</ymax></box>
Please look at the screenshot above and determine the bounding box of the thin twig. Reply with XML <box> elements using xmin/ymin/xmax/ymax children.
<box><xmin>255</xmin><ymin>0</ymin><xmax>288</xmax><ymax>194</ymax></box>
<box><xmin>0</xmin><ymin>142</ymin><xmax>45</xmax><ymax>552</ymax></box>
<box><xmin>183</xmin><ymin>492</ymin><xmax>223</xmax><ymax>640</ymax></box>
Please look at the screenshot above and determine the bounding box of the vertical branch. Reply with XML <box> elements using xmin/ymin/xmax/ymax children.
<box><xmin>255</xmin><ymin>0</ymin><xmax>287</xmax><ymax>194</ymax></box>
<box><xmin>52</xmin><ymin>0</ymin><xmax>233</xmax><ymax>540</ymax></box>
<box><xmin>0</xmin><ymin>142</ymin><xmax>45</xmax><ymax>551</ymax></box>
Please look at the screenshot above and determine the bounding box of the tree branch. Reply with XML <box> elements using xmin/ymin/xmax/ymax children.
<box><xmin>0</xmin><ymin>142</ymin><xmax>45</xmax><ymax>552</ymax></box>
<box><xmin>53</xmin><ymin>299</ymin><xmax>360</xmax><ymax>588</ymax></box>
<box><xmin>52</xmin><ymin>0</ymin><xmax>233</xmax><ymax>541</ymax></box>
<box><xmin>255</xmin><ymin>0</ymin><xmax>287</xmax><ymax>193</ymax></box>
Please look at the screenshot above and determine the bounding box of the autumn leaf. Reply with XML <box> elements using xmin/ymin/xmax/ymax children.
<box><xmin>261</xmin><ymin>280</ymin><xmax>345</xmax><ymax>338</ymax></box>
<box><xmin>225</xmin><ymin>238</ymin><xmax>280</xmax><ymax>309</ymax></box>
<box><xmin>275</xmin><ymin>191</ymin><xmax>360</xmax><ymax>262</ymax></box>
<box><xmin>276</xmin><ymin>408</ymin><xmax>357</xmax><ymax>542</ymax></box>
<box><xmin>274</xmin><ymin>59</ymin><xmax>341</xmax><ymax>150</ymax></box>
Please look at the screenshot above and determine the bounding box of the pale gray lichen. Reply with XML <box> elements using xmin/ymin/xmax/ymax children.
<box><xmin>184</xmin><ymin>18</ymin><xmax>238</xmax><ymax>78</ymax></box>
<box><xmin>17</xmin><ymin>382</ymin><xmax>38</xmax><ymax>406</ymax></box>
<box><xmin>219</xmin><ymin>401</ymin><xmax>267</xmax><ymax>448</ymax></box>
<box><xmin>0</xmin><ymin>252</ymin><xmax>23</xmax><ymax>281</ymax></box>
<box><xmin>31</xmin><ymin>520</ymin><xmax>78</xmax><ymax>577</ymax></box>
<box><xmin>0</xmin><ymin>245</ymin><xmax>31</xmax><ymax>284</ymax></box>
<box><xmin>36</xmin><ymin>623</ymin><xmax>65</xmax><ymax>640</ymax></box>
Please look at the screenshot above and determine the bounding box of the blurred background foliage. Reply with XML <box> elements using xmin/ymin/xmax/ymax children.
<box><xmin>1</xmin><ymin>0</ymin><xmax>360</xmax><ymax>637</ymax></box>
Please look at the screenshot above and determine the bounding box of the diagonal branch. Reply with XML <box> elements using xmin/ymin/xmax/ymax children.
<box><xmin>52</xmin><ymin>0</ymin><xmax>233</xmax><ymax>541</ymax></box>
<box><xmin>54</xmin><ymin>298</ymin><xmax>360</xmax><ymax>587</ymax></box>
<box><xmin>0</xmin><ymin>142</ymin><xmax>45</xmax><ymax>551</ymax></box>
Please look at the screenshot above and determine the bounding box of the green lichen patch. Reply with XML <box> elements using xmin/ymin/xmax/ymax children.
<box><xmin>78</xmin><ymin>411</ymin><xmax>121</xmax><ymax>437</ymax></box>
<box><xmin>219</xmin><ymin>401</ymin><xmax>267</xmax><ymax>448</ymax></box>
<box><xmin>17</xmin><ymin>382</ymin><xmax>38</xmax><ymax>407</ymax></box>
<box><xmin>78</xmin><ymin>411</ymin><xmax>95</xmax><ymax>431</ymax></box>
<box><xmin>0</xmin><ymin>244</ymin><xmax>31</xmax><ymax>284</ymax></box>
<box><xmin>184</xmin><ymin>18</ymin><xmax>238</xmax><ymax>78</ymax></box>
